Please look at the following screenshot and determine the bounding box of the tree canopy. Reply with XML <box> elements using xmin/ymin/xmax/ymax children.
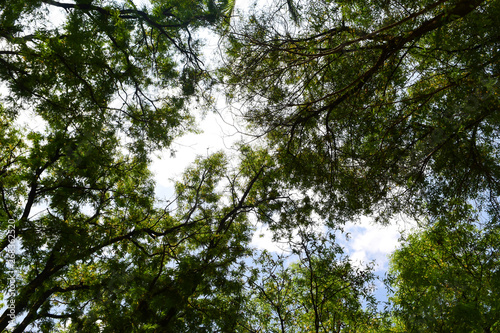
<box><xmin>0</xmin><ymin>0</ymin><xmax>259</xmax><ymax>331</ymax></box>
<box><xmin>1</xmin><ymin>0</ymin><xmax>499</xmax><ymax>331</ymax></box>
<box><xmin>222</xmin><ymin>0</ymin><xmax>500</xmax><ymax>224</ymax></box>
<box><xmin>240</xmin><ymin>230</ymin><xmax>382</xmax><ymax>332</ymax></box>
<box><xmin>387</xmin><ymin>203</ymin><xmax>500</xmax><ymax>332</ymax></box>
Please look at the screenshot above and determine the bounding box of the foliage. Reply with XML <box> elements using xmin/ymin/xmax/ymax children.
<box><xmin>0</xmin><ymin>0</ymin><xmax>249</xmax><ymax>331</ymax></box>
<box><xmin>220</xmin><ymin>0</ymin><xmax>500</xmax><ymax>330</ymax></box>
<box><xmin>239</xmin><ymin>229</ymin><xmax>383</xmax><ymax>333</ymax></box>
<box><xmin>1</xmin><ymin>0</ymin><xmax>499</xmax><ymax>331</ymax></box>
<box><xmin>221</xmin><ymin>0</ymin><xmax>500</xmax><ymax>224</ymax></box>
<box><xmin>387</xmin><ymin>203</ymin><xmax>500</xmax><ymax>332</ymax></box>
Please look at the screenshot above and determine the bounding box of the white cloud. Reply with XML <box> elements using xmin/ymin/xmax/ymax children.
<box><xmin>343</xmin><ymin>216</ymin><xmax>416</xmax><ymax>271</ymax></box>
<box><xmin>250</xmin><ymin>218</ymin><xmax>328</xmax><ymax>254</ymax></box>
<box><xmin>151</xmin><ymin>109</ymin><xmax>242</xmax><ymax>189</ymax></box>
<box><xmin>250</xmin><ymin>223</ymin><xmax>291</xmax><ymax>253</ymax></box>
